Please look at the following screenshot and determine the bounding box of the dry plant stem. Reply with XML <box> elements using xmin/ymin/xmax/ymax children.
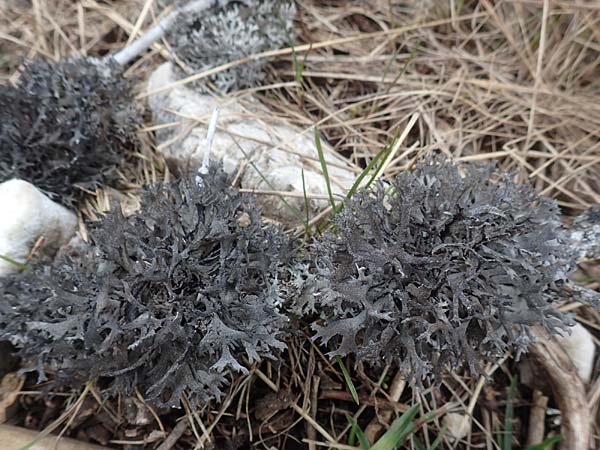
<box><xmin>0</xmin><ymin>424</ymin><xmax>110</xmax><ymax>450</ymax></box>
<box><xmin>195</xmin><ymin>377</ymin><xmax>250</xmax><ymax>449</ymax></box>
<box><xmin>529</xmin><ymin>327</ymin><xmax>591</xmax><ymax>450</ymax></box>
<box><xmin>254</xmin><ymin>368</ymin><xmax>338</xmax><ymax>445</ymax></box>
<box><xmin>156</xmin><ymin>418</ymin><xmax>189</xmax><ymax>450</ymax></box>
<box><xmin>112</xmin><ymin>0</ymin><xmax>213</xmax><ymax>66</ymax></box>
<box><xmin>198</xmin><ymin>108</ymin><xmax>220</xmax><ymax>175</ymax></box>
<box><xmin>307</xmin><ymin>375</ymin><xmax>320</xmax><ymax>450</ymax></box>
<box><xmin>140</xmin><ymin>11</ymin><xmax>487</xmax><ymax>99</ymax></box>
<box><xmin>526</xmin><ymin>389</ymin><xmax>549</xmax><ymax>447</ymax></box>
<box><xmin>364</xmin><ymin>370</ymin><xmax>406</xmax><ymax>444</ymax></box>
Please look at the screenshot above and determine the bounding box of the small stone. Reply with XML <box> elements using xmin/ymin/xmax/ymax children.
<box><xmin>124</xmin><ymin>397</ymin><xmax>152</xmax><ymax>426</ymax></box>
<box><xmin>236</xmin><ymin>212</ymin><xmax>251</xmax><ymax>228</ymax></box>
<box><xmin>0</xmin><ymin>179</ymin><xmax>78</xmax><ymax>276</ymax></box>
<box><xmin>443</xmin><ymin>412</ymin><xmax>470</xmax><ymax>441</ymax></box>
<box><xmin>555</xmin><ymin>322</ymin><xmax>596</xmax><ymax>383</ymax></box>
<box><xmin>147</xmin><ymin>62</ymin><xmax>357</xmax><ymax>224</ymax></box>
<box><xmin>0</xmin><ymin>373</ymin><xmax>25</xmax><ymax>423</ymax></box>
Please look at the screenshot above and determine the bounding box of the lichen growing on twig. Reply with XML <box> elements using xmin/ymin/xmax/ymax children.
<box><xmin>0</xmin><ymin>166</ymin><xmax>295</xmax><ymax>407</ymax></box>
<box><xmin>309</xmin><ymin>158</ymin><xmax>574</xmax><ymax>382</ymax></box>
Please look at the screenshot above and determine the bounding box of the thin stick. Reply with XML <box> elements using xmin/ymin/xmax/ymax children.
<box><xmin>529</xmin><ymin>327</ymin><xmax>591</xmax><ymax>450</ymax></box>
<box><xmin>198</xmin><ymin>107</ymin><xmax>220</xmax><ymax>176</ymax></box>
<box><xmin>156</xmin><ymin>417</ymin><xmax>189</xmax><ymax>450</ymax></box>
<box><xmin>308</xmin><ymin>375</ymin><xmax>320</xmax><ymax>450</ymax></box>
<box><xmin>254</xmin><ymin>368</ymin><xmax>339</xmax><ymax>445</ymax></box>
<box><xmin>127</xmin><ymin>0</ymin><xmax>156</xmax><ymax>46</ymax></box>
<box><xmin>526</xmin><ymin>390</ymin><xmax>548</xmax><ymax>447</ymax></box>
<box><xmin>364</xmin><ymin>371</ymin><xmax>406</xmax><ymax>444</ymax></box>
<box><xmin>373</xmin><ymin>112</ymin><xmax>419</xmax><ymax>181</ymax></box>
<box><xmin>524</xmin><ymin>0</ymin><xmax>550</xmax><ymax>151</ymax></box>
<box><xmin>112</xmin><ymin>0</ymin><xmax>213</xmax><ymax>66</ymax></box>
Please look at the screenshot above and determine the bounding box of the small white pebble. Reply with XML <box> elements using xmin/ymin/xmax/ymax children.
<box><xmin>0</xmin><ymin>179</ymin><xmax>77</xmax><ymax>276</ymax></box>
<box><xmin>443</xmin><ymin>412</ymin><xmax>471</xmax><ymax>441</ymax></box>
<box><xmin>555</xmin><ymin>322</ymin><xmax>596</xmax><ymax>383</ymax></box>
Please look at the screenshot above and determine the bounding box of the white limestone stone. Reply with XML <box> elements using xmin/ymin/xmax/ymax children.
<box><xmin>147</xmin><ymin>62</ymin><xmax>358</xmax><ymax>223</ymax></box>
<box><xmin>555</xmin><ymin>322</ymin><xmax>596</xmax><ymax>383</ymax></box>
<box><xmin>443</xmin><ymin>412</ymin><xmax>470</xmax><ymax>441</ymax></box>
<box><xmin>0</xmin><ymin>179</ymin><xmax>77</xmax><ymax>276</ymax></box>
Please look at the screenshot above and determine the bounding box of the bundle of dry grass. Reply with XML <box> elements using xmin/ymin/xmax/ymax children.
<box><xmin>262</xmin><ymin>0</ymin><xmax>600</xmax><ymax>211</ymax></box>
<box><xmin>0</xmin><ymin>1</ymin><xmax>599</xmax><ymax>449</ymax></box>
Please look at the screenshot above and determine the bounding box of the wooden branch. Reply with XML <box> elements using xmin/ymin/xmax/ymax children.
<box><xmin>156</xmin><ymin>418</ymin><xmax>189</xmax><ymax>450</ymax></box>
<box><xmin>112</xmin><ymin>0</ymin><xmax>213</xmax><ymax>66</ymax></box>
<box><xmin>0</xmin><ymin>424</ymin><xmax>111</xmax><ymax>450</ymax></box>
<box><xmin>526</xmin><ymin>389</ymin><xmax>548</xmax><ymax>447</ymax></box>
<box><xmin>529</xmin><ymin>327</ymin><xmax>591</xmax><ymax>450</ymax></box>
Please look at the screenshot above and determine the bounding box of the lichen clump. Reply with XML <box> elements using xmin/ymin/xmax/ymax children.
<box><xmin>310</xmin><ymin>159</ymin><xmax>570</xmax><ymax>381</ymax></box>
<box><xmin>167</xmin><ymin>0</ymin><xmax>296</xmax><ymax>92</ymax></box>
<box><xmin>0</xmin><ymin>58</ymin><xmax>138</xmax><ymax>204</ymax></box>
<box><xmin>0</xmin><ymin>167</ymin><xmax>294</xmax><ymax>407</ymax></box>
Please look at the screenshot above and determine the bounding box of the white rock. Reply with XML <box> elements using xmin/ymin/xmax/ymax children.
<box><xmin>0</xmin><ymin>179</ymin><xmax>78</xmax><ymax>276</ymax></box>
<box><xmin>443</xmin><ymin>412</ymin><xmax>470</xmax><ymax>441</ymax></box>
<box><xmin>555</xmin><ymin>322</ymin><xmax>596</xmax><ymax>383</ymax></box>
<box><xmin>147</xmin><ymin>62</ymin><xmax>358</xmax><ymax>223</ymax></box>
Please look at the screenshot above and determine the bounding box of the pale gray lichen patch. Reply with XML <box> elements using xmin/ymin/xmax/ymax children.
<box><xmin>166</xmin><ymin>0</ymin><xmax>296</xmax><ymax>92</ymax></box>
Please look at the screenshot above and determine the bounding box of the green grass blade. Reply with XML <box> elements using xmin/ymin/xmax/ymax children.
<box><xmin>501</xmin><ymin>376</ymin><xmax>518</xmax><ymax>450</ymax></box>
<box><xmin>327</xmin><ymin>133</ymin><xmax>400</xmax><ymax>223</ymax></box>
<box><xmin>283</xmin><ymin>18</ymin><xmax>311</xmax><ymax>101</ymax></box>
<box><xmin>524</xmin><ymin>434</ymin><xmax>564</xmax><ymax>450</ymax></box>
<box><xmin>427</xmin><ymin>425</ymin><xmax>447</xmax><ymax>450</ymax></box>
<box><xmin>414</xmin><ymin>438</ymin><xmax>426</xmax><ymax>450</ymax></box>
<box><xmin>366</xmin><ymin>130</ymin><xmax>400</xmax><ymax>187</ymax></box>
<box><xmin>247</xmin><ymin>158</ymin><xmax>304</xmax><ymax>222</ymax></box>
<box><xmin>348</xmin><ymin>423</ymin><xmax>358</xmax><ymax>447</ymax></box>
<box><xmin>345</xmin><ymin>143</ymin><xmax>389</xmax><ymax>200</ymax></box>
<box><xmin>0</xmin><ymin>254</ymin><xmax>28</xmax><ymax>271</ymax></box>
<box><xmin>346</xmin><ymin>415</ymin><xmax>370</xmax><ymax>450</ymax></box>
<box><xmin>300</xmin><ymin>43</ymin><xmax>312</xmax><ymax>77</ymax></box>
<box><xmin>232</xmin><ymin>137</ymin><xmax>304</xmax><ymax>224</ymax></box>
<box><xmin>336</xmin><ymin>356</ymin><xmax>359</xmax><ymax>405</ymax></box>
<box><xmin>378</xmin><ymin>41</ymin><xmax>421</xmax><ymax>105</ymax></box>
<box><xmin>398</xmin><ymin>41</ymin><xmax>421</xmax><ymax>79</ymax></box>
<box><xmin>301</xmin><ymin>168</ymin><xmax>311</xmax><ymax>234</ymax></box>
<box><xmin>290</xmin><ymin>36</ymin><xmax>302</xmax><ymax>86</ymax></box>
<box><xmin>291</xmin><ymin>39</ymin><xmax>311</xmax><ymax>86</ymax></box>
<box><xmin>314</xmin><ymin>127</ymin><xmax>336</xmax><ymax>210</ymax></box>
<box><xmin>370</xmin><ymin>404</ymin><xmax>420</xmax><ymax>450</ymax></box>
